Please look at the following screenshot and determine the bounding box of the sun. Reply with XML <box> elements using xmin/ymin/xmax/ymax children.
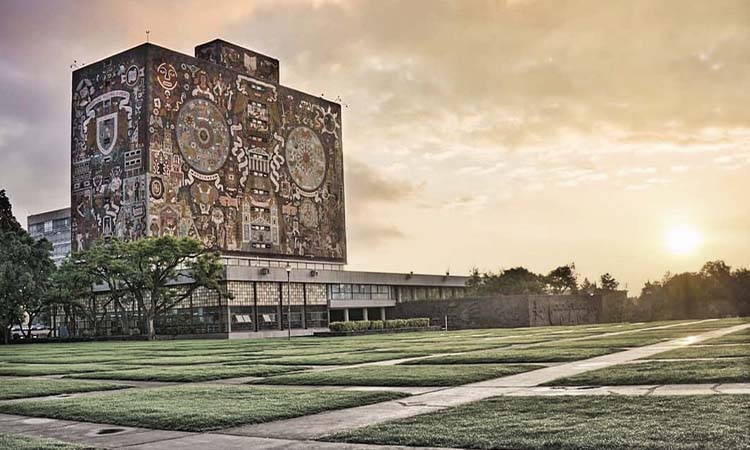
<box><xmin>666</xmin><ymin>226</ymin><xmax>702</xmax><ymax>255</ymax></box>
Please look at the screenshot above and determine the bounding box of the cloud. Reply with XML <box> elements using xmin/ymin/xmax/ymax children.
<box><xmin>1</xmin><ymin>0</ymin><xmax>749</xmax><ymax>290</ymax></box>
<box><xmin>345</xmin><ymin>158</ymin><xmax>422</xmax><ymax>208</ymax></box>
<box><xmin>348</xmin><ymin>222</ymin><xmax>407</xmax><ymax>246</ymax></box>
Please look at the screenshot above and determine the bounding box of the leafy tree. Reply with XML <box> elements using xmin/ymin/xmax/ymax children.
<box><xmin>580</xmin><ymin>278</ymin><xmax>598</xmax><ymax>295</ymax></box>
<box><xmin>599</xmin><ymin>273</ymin><xmax>620</xmax><ymax>291</ymax></box>
<box><xmin>466</xmin><ymin>267</ymin><xmax>483</xmax><ymax>293</ymax></box>
<box><xmin>0</xmin><ymin>189</ymin><xmax>21</xmax><ymax>233</ymax></box>
<box><xmin>545</xmin><ymin>263</ymin><xmax>578</xmax><ymax>294</ymax></box>
<box><xmin>734</xmin><ymin>268</ymin><xmax>750</xmax><ymax>316</ymax></box>
<box><xmin>52</xmin><ymin>258</ymin><xmax>104</xmax><ymax>336</ymax></box>
<box><xmin>70</xmin><ymin>240</ymin><xmax>135</xmax><ymax>335</ymax></box>
<box><xmin>0</xmin><ymin>234</ymin><xmax>24</xmax><ymax>344</ymax></box>
<box><xmin>465</xmin><ymin>266</ymin><xmax>545</xmax><ymax>296</ymax></box>
<box><xmin>116</xmin><ymin>236</ymin><xmax>225</xmax><ymax>340</ymax></box>
<box><xmin>0</xmin><ymin>230</ymin><xmax>56</xmax><ymax>341</ymax></box>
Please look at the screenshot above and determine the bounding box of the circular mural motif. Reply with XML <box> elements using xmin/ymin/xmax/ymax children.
<box><xmin>285</xmin><ymin>126</ymin><xmax>326</xmax><ymax>192</ymax></box>
<box><xmin>299</xmin><ymin>199</ymin><xmax>319</xmax><ymax>228</ymax></box>
<box><xmin>176</xmin><ymin>99</ymin><xmax>230</xmax><ymax>174</ymax></box>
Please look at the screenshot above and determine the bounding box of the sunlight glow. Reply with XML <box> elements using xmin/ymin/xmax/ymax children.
<box><xmin>666</xmin><ymin>226</ymin><xmax>702</xmax><ymax>255</ymax></box>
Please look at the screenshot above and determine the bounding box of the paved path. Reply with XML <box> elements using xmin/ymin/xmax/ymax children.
<box><xmin>220</xmin><ymin>322</ymin><xmax>750</xmax><ymax>440</ymax></box>
<box><xmin>0</xmin><ymin>413</ymin><xmax>464</xmax><ymax>450</ymax></box>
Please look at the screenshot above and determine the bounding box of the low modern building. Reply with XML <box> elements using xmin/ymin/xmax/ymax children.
<box><xmin>42</xmin><ymin>38</ymin><xmax>468</xmax><ymax>339</ymax></box>
<box><xmin>27</xmin><ymin>208</ymin><xmax>72</xmax><ymax>266</ymax></box>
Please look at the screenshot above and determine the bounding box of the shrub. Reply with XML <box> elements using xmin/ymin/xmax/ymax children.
<box><xmin>329</xmin><ymin>321</ymin><xmax>346</xmax><ymax>332</ymax></box>
<box><xmin>385</xmin><ymin>319</ymin><xmax>407</xmax><ymax>329</ymax></box>
<box><xmin>328</xmin><ymin>318</ymin><xmax>430</xmax><ymax>333</ymax></box>
<box><xmin>406</xmin><ymin>318</ymin><xmax>430</xmax><ymax>328</ymax></box>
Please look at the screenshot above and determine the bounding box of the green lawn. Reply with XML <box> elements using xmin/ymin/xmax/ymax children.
<box><xmin>0</xmin><ymin>385</ymin><xmax>407</xmax><ymax>432</ymax></box>
<box><xmin>645</xmin><ymin>344</ymin><xmax>750</xmax><ymax>360</ymax></box>
<box><xmin>0</xmin><ymin>364</ymin><xmax>136</xmax><ymax>377</ymax></box>
<box><xmin>0</xmin><ymin>379</ymin><xmax>126</xmax><ymax>400</ymax></box>
<box><xmin>704</xmin><ymin>328</ymin><xmax>750</xmax><ymax>345</ymax></box>
<box><xmin>66</xmin><ymin>364</ymin><xmax>307</xmax><ymax>382</ymax></box>
<box><xmin>539</xmin><ymin>336</ymin><xmax>672</xmax><ymax>348</ymax></box>
<box><xmin>248</xmin><ymin>351</ymin><xmax>426</xmax><ymax>366</ymax></box>
<box><xmin>327</xmin><ymin>395</ymin><xmax>750</xmax><ymax>450</ymax></box>
<box><xmin>0</xmin><ymin>353</ymin><xmax>147</xmax><ymax>365</ymax></box>
<box><xmin>259</xmin><ymin>364</ymin><xmax>542</xmax><ymax>386</ymax></box>
<box><xmin>547</xmin><ymin>358</ymin><xmax>750</xmax><ymax>386</ymax></box>
<box><xmin>114</xmin><ymin>355</ymin><xmax>266</xmax><ymax>366</ymax></box>
<box><xmin>406</xmin><ymin>346</ymin><xmax>620</xmax><ymax>364</ymax></box>
<box><xmin>0</xmin><ymin>433</ymin><xmax>96</xmax><ymax>450</ymax></box>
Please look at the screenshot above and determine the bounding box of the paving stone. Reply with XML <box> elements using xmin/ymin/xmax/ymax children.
<box><xmin>21</xmin><ymin>422</ymin><xmax>190</xmax><ymax>448</ymax></box>
<box><xmin>116</xmin><ymin>433</ymin><xmax>464</xmax><ymax>450</ymax></box>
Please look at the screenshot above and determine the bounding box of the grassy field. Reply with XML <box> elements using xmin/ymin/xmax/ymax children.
<box><xmin>66</xmin><ymin>364</ymin><xmax>307</xmax><ymax>382</ymax></box>
<box><xmin>0</xmin><ymin>433</ymin><xmax>96</xmax><ymax>450</ymax></box>
<box><xmin>704</xmin><ymin>328</ymin><xmax>750</xmax><ymax>345</ymax></box>
<box><xmin>546</xmin><ymin>358</ymin><xmax>750</xmax><ymax>386</ymax></box>
<box><xmin>0</xmin><ymin>364</ymin><xmax>137</xmax><ymax>377</ymax></box>
<box><xmin>0</xmin><ymin>378</ymin><xmax>126</xmax><ymax>400</ymax></box>
<box><xmin>645</xmin><ymin>344</ymin><xmax>750</xmax><ymax>359</ymax></box>
<box><xmin>259</xmin><ymin>364</ymin><xmax>543</xmax><ymax>386</ymax></box>
<box><xmin>0</xmin><ymin>317</ymin><xmax>747</xmax><ymax>449</ymax></box>
<box><xmin>406</xmin><ymin>346</ymin><xmax>620</xmax><ymax>364</ymax></box>
<box><xmin>0</xmin><ymin>385</ymin><xmax>407</xmax><ymax>432</ymax></box>
<box><xmin>327</xmin><ymin>395</ymin><xmax>750</xmax><ymax>450</ymax></box>
<box><xmin>244</xmin><ymin>351</ymin><xmax>427</xmax><ymax>366</ymax></box>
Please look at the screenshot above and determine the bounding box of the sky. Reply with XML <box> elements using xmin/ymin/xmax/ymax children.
<box><xmin>0</xmin><ymin>0</ymin><xmax>748</xmax><ymax>293</ymax></box>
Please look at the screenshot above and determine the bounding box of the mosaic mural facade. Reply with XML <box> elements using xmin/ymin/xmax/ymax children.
<box><xmin>72</xmin><ymin>42</ymin><xmax>346</xmax><ymax>262</ymax></box>
<box><xmin>71</xmin><ymin>46</ymin><xmax>148</xmax><ymax>250</ymax></box>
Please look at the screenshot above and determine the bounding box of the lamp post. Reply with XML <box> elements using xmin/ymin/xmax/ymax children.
<box><xmin>285</xmin><ymin>263</ymin><xmax>292</xmax><ymax>341</ymax></box>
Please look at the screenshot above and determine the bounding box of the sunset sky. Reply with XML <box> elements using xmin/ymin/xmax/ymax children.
<box><xmin>1</xmin><ymin>0</ymin><xmax>748</xmax><ymax>293</ymax></box>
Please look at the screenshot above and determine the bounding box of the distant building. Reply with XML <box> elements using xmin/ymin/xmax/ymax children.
<box><xmin>27</xmin><ymin>208</ymin><xmax>71</xmax><ymax>266</ymax></box>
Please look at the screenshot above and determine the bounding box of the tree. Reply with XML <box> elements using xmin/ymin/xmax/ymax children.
<box><xmin>599</xmin><ymin>273</ymin><xmax>620</xmax><ymax>291</ymax></box>
<box><xmin>546</xmin><ymin>263</ymin><xmax>578</xmax><ymax>294</ymax></box>
<box><xmin>0</xmin><ymin>230</ymin><xmax>56</xmax><ymax>341</ymax></box>
<box><xmin>465</xmin><ymin>266</ymin><xmax>545</xmax><ymax>296</ymax></box>
<box><xmin>71</xmin><ymin>240</ymin><xmax>135</xmax><ymax>335</ymax></box>
<box><xmin>580</xmin><ymin>278</ymin><xmax>598</xmax><ymax>295</ymax></box>
<box><xmin>52</xmin><ymin>258</ymin><xmax>103</xmax><ymax>337</ymax></box>
<box><xmin>116</xmin><ymin>236</ymin><xmax>225</xmax><ymax>340</ymax></box>
<box><xmin>0</xmin><ymin>189</ymin><xmax>21</xmax><ymax>233</ymax></box>
<box><xmin>0</xmin><ymin>233</ymin><xmax>24</xmax><ymax>344</ymax></box>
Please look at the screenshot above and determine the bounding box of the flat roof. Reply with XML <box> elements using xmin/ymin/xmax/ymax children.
<box><xmin>27</xmin><ymin>207</ymin><xmax>70</xmax><ymax>224</ymax></box>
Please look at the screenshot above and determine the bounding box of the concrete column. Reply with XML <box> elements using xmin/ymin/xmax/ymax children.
<box><xmin>362</xmin><ymin>308</ymin><xmax>368</xmax><ymax>321</ymax></box>
<box><xmin>227</xmin><ymin>305</ymin><xmax>232</xmax><ymax>333</ymax></box>
<box><xmin>380</xmin><ymin>307</ymin><xmax>386</xmax><ymax>321</ymax></box>
<box><xmin>302</xmin><ymin>283</ymin><xmax>308</xmax><ymax>329</ymax></box>
<box><xmin>343</xmin><ymin>308</ymin><xmax>349</xmax><ymax>322</ymax></box>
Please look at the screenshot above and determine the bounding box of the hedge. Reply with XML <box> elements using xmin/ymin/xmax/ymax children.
<box><xmin>329</xmin><ymin>318</ymin><xmax>430</xmax><ymax>332</ymax></box>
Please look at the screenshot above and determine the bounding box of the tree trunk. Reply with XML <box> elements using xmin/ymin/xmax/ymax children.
<box><xmin>114</xmin><ymin>299</ymin><xmax>130</xmax><ymax>336</ymax></box>
<box><xmin>147</xmin><ymin>316</ymin><xmax>156</xmax><ymax>341</ymax></box>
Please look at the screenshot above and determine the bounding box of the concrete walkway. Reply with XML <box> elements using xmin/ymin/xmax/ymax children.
<box><xmin>220</xmin><ymin>322</ymin><xmax>750</xmax><ymax>440</ymax></box>
<box><xmin>0</xmin><ymin>413</ymin><xmax>464</xmax><ymax>450</ymax></box>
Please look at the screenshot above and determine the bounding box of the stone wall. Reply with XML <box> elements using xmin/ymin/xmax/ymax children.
<box><xmin>392</xmin><ymin>291</ymin><xmax>628</xmax><ymax>329</ymax></box>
